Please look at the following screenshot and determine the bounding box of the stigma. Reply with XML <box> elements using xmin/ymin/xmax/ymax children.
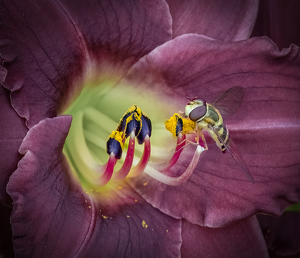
<box><xmin>99</xmin><ymin>108</ymin><xmax>206</xmax><ymax>187</ymax></box>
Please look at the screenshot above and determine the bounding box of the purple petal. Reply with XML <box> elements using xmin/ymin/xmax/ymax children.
<box><xmin>7</xmin><ymin>116</ymin><xmax>181</xmax><ymax>257</ymax></box>
<box><xmin>83</xmin><ymin>186</ymin><xmax>181</xmax><ymax>258</ymax></box>
<box><xmin>252</xmin><ymin>0</ymin><xmax>300</xmax><ymax>49</ymax></box>
<box><xmin>0</xmin><ymin>86</ymin><xmax>27</xmax><ymax>205</ymax></box>
<box><xmin>1</xmin><ymin>0</ymin><xmax>171</xmax><ymax>128</ymax></box>
<box><xmin>0</xmin><ymin>62</ymin><xmax>7</xmax><ymax>84</ymax></box>
<box><xmin>0</xmin><ymin>43</ymin><xmax>27</xmax><ymax>205</ymax></box>
<box><xmin>58</xmin><ymin>0</ymin><xmax>172</xmax><ymax>63</ymax></box>
<box><xmin>181</xmin><ymin>216</ymin><xmax>268</xmax><ymax>257</ymax></box>
<box><xmin>125</xmin><ymin>34</ymin><xmax>300</xmax><ymax>227</ymax></box>
<box><xmin>258</xmin><ymin>212</ymin><xmax>300</xmax><ymax>256</ymax></box>
<box><xmin>166</xmin><ymin>0</ymin><xmax>259</xmax><ymax>41</ymax></box>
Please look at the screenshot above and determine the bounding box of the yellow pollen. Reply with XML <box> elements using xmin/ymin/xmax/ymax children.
<box><xmin>118</xmin><ymin>105</ymin><xmax>143</xmax><ymax>136</ymax></box>
<box><xmin>127</xmin><ymin>215</ymin><xmax>130</xmax><ymax>218</ymax></box>
<box><xmin>164</xmin><ymin>113</ymin><xmax>195</xmax><ymax>137</ymax></box>
<box><xmin>128</xmin><ymin>105</ymin><xmax>142</xmax><ymax>118</ymax></box>
<box><xmin>102</xmin><ymin>215</ymin><xmax>108</xmax><ymax>219</ymax></box>
<box><xmin>142</xmin><ymin>220</ymin><xmax>148</xmax><ymax>228</ymax></box>
<box><xmin>143</xmin><ymin>182</ymin><xmax>148</xmax><ymax>186</ymax></box>
<box><xmin>108</xmin><ymin>131</ymin><xmax>124</xmax><ymax>148</ymax></box>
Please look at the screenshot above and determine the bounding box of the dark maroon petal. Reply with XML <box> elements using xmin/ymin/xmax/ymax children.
<box><xmin>58</xmin><ymin>0</ymin><xmax>172</xmax><ymax>64</ymax></box>
<box><xmin>181</xmin><ymin>216</ymin><xmax>268</xmax><ymax>257</ymax></box>
<box><xmin>166</xmin><ymin>0</ymin><xmax>259</xmax><ymax>41</ymax></box>
<box><xmin>0</xmin><ymin>2</ymin><xmax>85</xmax><ymax>128</ymax></box>
<box><xmin>269</xmin><ymin>252</ymin><xmax>300</xmax><ymax>258</ymax></box>
<box><xmin>258</xmin><ymin>212</ymin><xmax>300</xmax><ymax>256</ymax></box>
<box><xmin>125</xmin><ymin>34</ymin><xmax>300</xmax><ymax>227</ymax></box>
<box><xmin>0</xmin><ymin>86</ymin><xmax>27</xmax><ymax>205</ymax></box>
<box><xmin>0</xmin><ymin>43</ymin><xmax>27</xmax><ymax>206</ymax></box>
<box><xmin>7</xmin><ymin>116</ymin><xmax>181</xmax><ymax>257</ymax></box>
<box><xmin>0</xmin><ymin>62</ymin><xmax>7</xmax><ymax>84</ymax></box>
<box><xmin>82</xmin><ymin>185</ymin><xmax>182</xmax><ymax>258</ymax></box>
<box><xmin>0</xmin><ymin>204</ymin><xmax>14</xmax><ymax>258</ymax></box>
<box><xmin>0</xmin><ymin>0</ymin><xmax>171</xmax><ymax>128</ymax></box>
<box><xmin>252</xmin><ymin>0</ymin><xmax>300</xmax><ymax>49</ymax></box>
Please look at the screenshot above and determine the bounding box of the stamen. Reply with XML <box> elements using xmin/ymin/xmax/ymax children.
<box><xmin>117</xmin><ymin>105</ymin><xmax>143</xmax><ymax>138</ymax></box>
<box><xmin>153</xmin><ymin>133</ymin><xmax>186</xmax><ymax>171</ymax></box>
<box><xmin>68</xmin><ymin>105</ymin><xmax>205</xmax><ymax>187</ymax></box>
<box><xmin>127</xmin><ymin>135</ymin><xmax>151</xmax><ymax>177</ymax></box>
<box><xmin>164</xmin><ymin>113</ymin><xmax>195</xmax><ymax>137</ymax></box>
<box><xmin>144</xmin><ymin>144</ymin><xmax>205</xmax><ymax>186</ymax></box>
<box><xmin>99</xmin><ymin>153</ymin><xmax>117</xmax><ymax>186</ymax></box>
<box><xmin>106</xmin><ymin>131</ymin><xmax>123</xmax><ymax>159</ymax></box>
<box><xmin>152</xmin><ymin>113</ymin><xmax>196</xmax><ymax>171</ymax></box>
<box><xmin>99</xmin><ymin>106</ymin><xmax>152</xmax><ymax>183</ymax></box>
<box><xmin>112</xmin><ymin>131</ymin><xmax>135</xmax><ymax>180</ymax></box>
<box><xmin>136</xmin><ymin>114</ymin><xmax>152</xmax><ymax>144</ymax></box>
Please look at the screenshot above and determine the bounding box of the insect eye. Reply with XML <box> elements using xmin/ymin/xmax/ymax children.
<box><xmin>189</xmin><ymin>105</ymin><xmax>207</xmax><ymax>121</ymax></box>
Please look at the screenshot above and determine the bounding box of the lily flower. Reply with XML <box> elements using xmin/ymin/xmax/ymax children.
<box><xmin>1</xmin><ymin>0</ymin><xmax>300</xmax><ymax>257</ymax></box>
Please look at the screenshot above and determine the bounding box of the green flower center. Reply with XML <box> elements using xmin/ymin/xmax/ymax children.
<box><xmin>63</xmin><ymin>80</ymin><xmax>206</xmax><ymax>193</ymax></box>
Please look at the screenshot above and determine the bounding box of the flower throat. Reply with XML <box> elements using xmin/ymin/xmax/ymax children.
<box><xmin>63</xmin><ymin>96</ymin><xmax>205</xmax><ymax>191</ymax></box>
<box><xmin>96</xmin><ymin>105</ymin><xmax>204</xmax><ymax>186</ymax></box>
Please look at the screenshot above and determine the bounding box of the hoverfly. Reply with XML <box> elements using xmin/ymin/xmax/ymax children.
<box><xmin>185</xmin><ymin>86</ymin><xmax>254</xmax><ymax>183</ymax></box>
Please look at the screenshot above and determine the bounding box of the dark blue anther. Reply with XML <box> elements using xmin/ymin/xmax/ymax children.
<box><xmin>136</xmin><ymin>114</ymin><xmax>152</xmax><ymax>144</ymax></box>
<box><xmin>175</xmin><ymin>115</ymin><xmax>183</xmax><ymax>137</ymax></box>
<box><xmin>117</xmin><ymin>107</ymin><xmax>142</xmax><ymax>138</ymax></box>
<box><xmin>107</xmin><ymin>138</ymin><xmax>122</xmax><ymax>159</ymax></box>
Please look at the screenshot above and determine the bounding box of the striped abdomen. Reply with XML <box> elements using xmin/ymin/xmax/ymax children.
<box><xmin>202</xmin><ymin>104</ymin><xmax>229</xmax><ymax>151</ymax></box>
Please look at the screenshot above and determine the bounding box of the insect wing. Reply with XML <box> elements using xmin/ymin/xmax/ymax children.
<box><xmin>225</xmin><ymin>138</ymin><xmax>254</xmax><ymax>183</ymax></box>
<box><xmin>208</xmin><ymin>125</ymin><xmax>254</xmax><ymax>183</ymax></box>
<box><xmin>211</xmin><ymin>86</ymin><xmax>245</xmax><ymax>118</ymax></box>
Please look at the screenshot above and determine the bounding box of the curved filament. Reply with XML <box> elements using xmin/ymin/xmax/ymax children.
<box><xmin>99</xmin><ymin>153</ymin><xmax>117</xmax><ymax>186</ymax></box>
<box><xmin>153</xmin><ymin>133</ymin><xmax>186</xmax><ymax>171</ymax></box>
<box><xmin>112</xmin><ymin>132</ymin><xmax>136</xmax><ymax>180</ymax></box>
<box><xmin>127</xmin><ymin>135</ymin><xmax>151</xmax><ymax>178</ymax></box>
<box><xmin>144</xmin><ymin>145</ymin><xmax>205</xmax><ymax>186</ymax></box>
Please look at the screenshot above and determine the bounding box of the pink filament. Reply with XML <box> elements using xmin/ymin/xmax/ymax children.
<box><xmin>112</xmin><ymin>132</ymin><xmax>135</xmax><ymax>180</ymax></box>
<box><xmin>127</xmin><ymin>135</ymin><xmax>151</xmax><ymax>177</ymax></box>
<box><xmin>153</xmin><ymin>133</ymin><xmax>186</xmax><ymax>171</ymax></box>
<box><xmin>99</xmin><ymin>153</ymin><xmax>117</xmax><ymax>186</ymax></box>
<box><xmin>144</xmin><ymin>144</ymin><xmax>205</xmax><ymax>186</ymax></box>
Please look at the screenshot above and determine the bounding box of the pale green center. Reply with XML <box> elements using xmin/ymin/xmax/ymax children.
<box><xmin>63</xmin><ymin>80</ymin><xmax>179</xmax><ymax>192</ymax></box>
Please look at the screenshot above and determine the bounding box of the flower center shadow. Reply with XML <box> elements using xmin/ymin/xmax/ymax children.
<box><xmin>63</xmin><ymin>81</ymin><xmax>199</xmax><ymax>194</ymax></box>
